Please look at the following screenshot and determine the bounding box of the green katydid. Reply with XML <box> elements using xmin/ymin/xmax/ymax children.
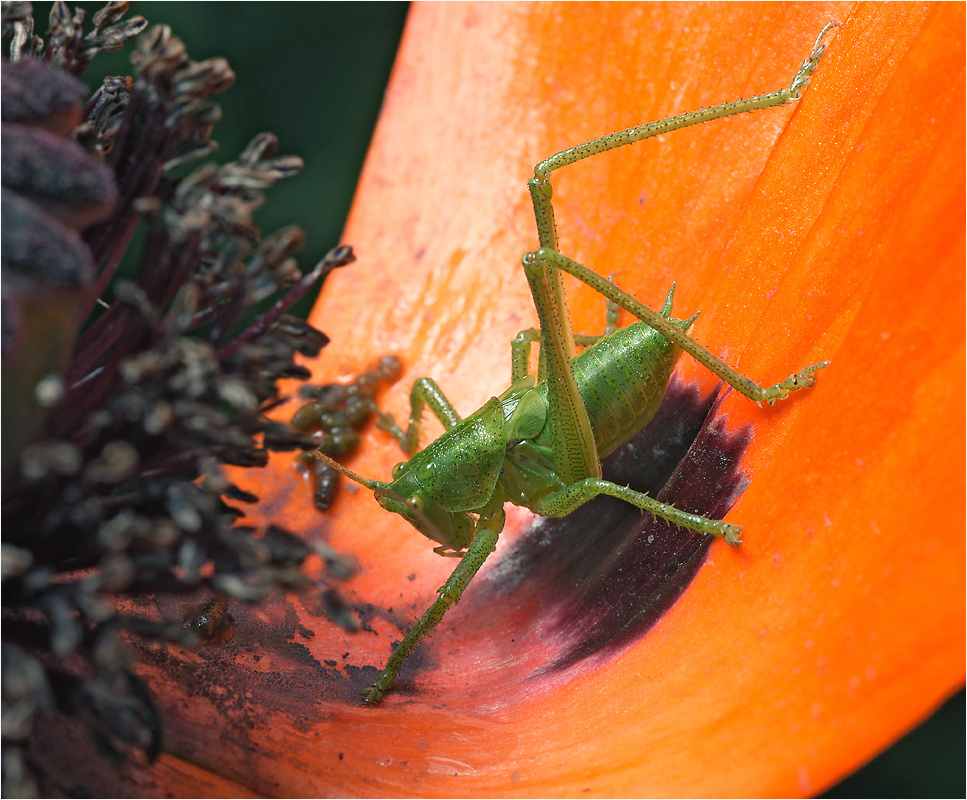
<box><xmin>312</xmin><ymin>22</ymin><xmax>837</xmax><ymax>706</ymax></box>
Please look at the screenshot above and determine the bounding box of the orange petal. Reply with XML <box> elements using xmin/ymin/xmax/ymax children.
<box><xmin>136</xmin><ymin>3</ymin><xmax>963</xmax><ymax>796</ymax></box>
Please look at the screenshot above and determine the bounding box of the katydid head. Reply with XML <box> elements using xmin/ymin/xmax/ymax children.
<box><xmin>374</xmin><ymin>396</ymin><xmax>507</xmax><ymax>553</ymax></box>
<box><xmin>375</xmin><ymin>462</ymin><xmax>475</xmax><ymax>554</ymax></box>
<box><xmin>306</xmin><ymin>449</ymin><xmax>474</xmax><ymax>554</ymax></box>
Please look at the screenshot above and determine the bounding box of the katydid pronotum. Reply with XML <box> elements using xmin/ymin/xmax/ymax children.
<box><xmin>313</xmin><ymin>22</ymin><xmax>837</xmax><ymax>705</ymax></box>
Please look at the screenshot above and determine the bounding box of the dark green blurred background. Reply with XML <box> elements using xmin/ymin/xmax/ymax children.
<box><xmin>35</xmin><ymin>4</ymin><xmax>966</xmax><ymax>796</ymax></box>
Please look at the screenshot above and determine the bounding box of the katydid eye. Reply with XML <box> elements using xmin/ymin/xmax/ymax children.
<box><xmin>405</xmin><ymin>495</ymin><xmax>425</xmax><ymax>517</ymax></box>
<box><xmin>392</xmin><ymin>462</ymin><xmax>404</xmax><ymax>478</ymax></box>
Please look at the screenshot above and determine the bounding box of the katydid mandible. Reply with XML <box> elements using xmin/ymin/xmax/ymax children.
<box><xmin>314</xmin><ymin>22</ymin><xmax>837</xmax><ymax>706</ymax></box>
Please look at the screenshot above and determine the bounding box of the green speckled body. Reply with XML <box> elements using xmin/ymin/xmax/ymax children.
<box><xmin>495</xmin><ymin>307</ymin><xmax>688</xmax><ymax>515</ymax></box>
<box><xmin>569</xmin><ymin>321</ymin><xmax>682</xmax><ymax>458</ymax></box>
<box><xmin>396</xmin><ymin>397</ymin><xmax>505</xmax><ymax>514</ymax></box>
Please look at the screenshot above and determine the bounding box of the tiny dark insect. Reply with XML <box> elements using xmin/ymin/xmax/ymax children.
<box><xmin>182</xmin><ymin>596</ymin><xmax>234</xmax><ymax>644</ymax></box>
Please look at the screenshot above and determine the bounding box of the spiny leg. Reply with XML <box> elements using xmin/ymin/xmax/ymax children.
<box><xmin>603</xmin><ymin>278</ymin><xmax>620</xmax><ymax>335</ymax></box>
<box><xmin>530</xmin><ymin>22</ymin><xmax>836</xmax><ymax>192</ymax></box>
<box><xmin>520</xmin><ymin>246</ymin><xmax>602</xmax><ymax>486</ymax></box>
<box><xmin>511</xmin><ymin>329</ymin><xmax>542</xmax><ymax>382</ymax></box>
<box><xmin>596</xmin><ymin>276</ymin><xmax>651</xmax><ymax>337</ymax></box>
<box><xmin>511</xmin><ymin>327</ymin><xmax>618</xmax><ymax>385</ymax></box>
<box><xmin>374</xmin><ymin>377</ymin><xmax>462</xmax><ymax>455</ymax></box>
<box><xmin>525</xmin><ymin>248</ymin><xmax>828</xmax><ymax>405</ymax></box>
<box><xmin>362</xmin><ymin>506</ymin><xmax>505</xmax><ymax>705</ymax></box>
<box><xmin>536</xmin><ymin>477</ymin><xmax>742</xmax><ymax>546</ymax></box>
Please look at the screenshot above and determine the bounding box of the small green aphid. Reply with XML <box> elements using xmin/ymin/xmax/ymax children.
<box><xmin>295</xmin><ymin>356</ymin><xmax>404</xmax><ymax>509</ymax></box>
<box><xmin>314</xmin><ymin>22</ymin><xmax>837</xmax><ymax>705</ymax></box>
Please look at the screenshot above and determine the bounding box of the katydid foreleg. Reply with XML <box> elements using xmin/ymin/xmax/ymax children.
<box><xmin>360</xmin><ymin>505</ymin><xmax>504</xmax><ymax>706</ymax></box>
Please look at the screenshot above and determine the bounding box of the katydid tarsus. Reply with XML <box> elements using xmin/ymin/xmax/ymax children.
<box><xmin>313</xmin><ymin>22</ymin><xmax>837</xmax><ymax>705</ymax></box>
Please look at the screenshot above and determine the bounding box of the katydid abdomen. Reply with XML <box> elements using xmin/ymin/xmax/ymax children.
<box><xmin>571</xmin><ymin>321</ymin><xmax>683</xmax><ymax>458</ymax></box>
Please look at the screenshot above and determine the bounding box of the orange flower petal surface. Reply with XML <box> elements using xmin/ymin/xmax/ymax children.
<box><xmin>131</xmin><ymin>3</ymin><xmax>963</xmax><ymax>796</ymax></box>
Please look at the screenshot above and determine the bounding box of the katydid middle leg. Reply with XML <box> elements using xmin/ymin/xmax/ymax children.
<box><xmin>536</xmin><ymin>478</ymin><xmax>742</xmax><ymax>546</ymax></box>
<box><xmin>374</xmin><ymin>376</ymin><xmax>462</xmax><ymax>455</ymax></box>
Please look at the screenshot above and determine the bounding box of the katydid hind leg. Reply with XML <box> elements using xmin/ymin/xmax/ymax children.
<box><xmin>520</xmin><ymin>252</ymin><xmax>602</xmax><ymax>486</ymax></box>
<box><xmin>521</xmin><ymin>23</ymin><xmax>835</xmax><ymax>406</ymax></box>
